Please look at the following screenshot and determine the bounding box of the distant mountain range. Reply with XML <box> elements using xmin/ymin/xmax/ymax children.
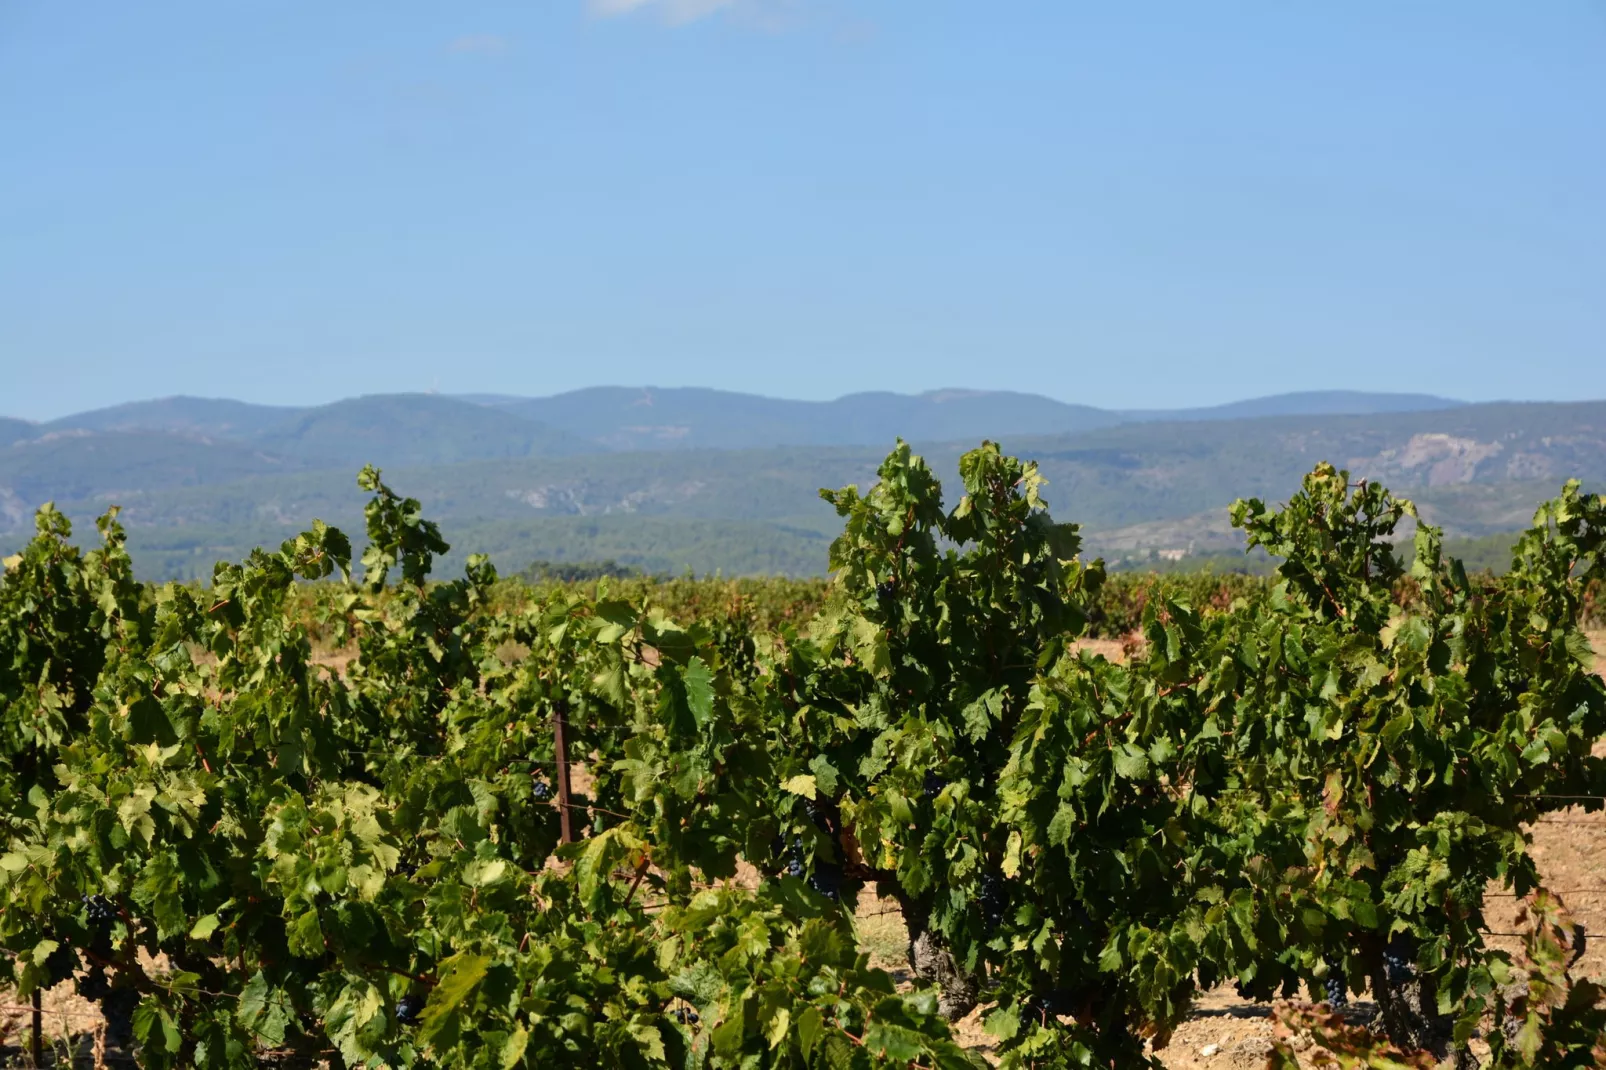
<box><xmin>468</xmin><ymin>387</ymin><xmax>1465</xmax><ymax>451</ymax></box>
<box><xmin>9</xmin><ymin>388</ymin><xmax>1465</xmax><ymax>458</ymax></box>
<box><xmin>2</xmin><ymin>388</ymin><xmax>1600</xmax><ymax>580</ymax></box>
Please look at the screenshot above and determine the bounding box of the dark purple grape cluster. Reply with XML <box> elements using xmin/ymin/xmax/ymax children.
<box><xmin>773</xmin><ymin>834</ymin><xmax>805</xmax><ymax>878</ymax></box>
<box><xmin>396</xmin><ymin>994</ymin><xmax>424</xmax><ymax>1025</ymax></box>
<box><xmin>923</xmin><ymin>772</ymin><xmax>947</xmax><ymax>800</ymax></box>
<box><xmin>1026</xmin><ymin>989</ymin><xmax>1073</xmax><ymax>1019</ymax></box>
<box><xmin>1383</xmin><ymin>935</ymin><xmax>1416</xmax><ymax>986</ymax></box>
<box><xmin>875</xmin><ymin>581</ymin><xmax>897</xmax><ymax>605</ymax></box>
<box><xmin>396</xmin><ymin>861</ymin><xmax>418</xmax><ymax>878</ymax></box>
<box><xmin>77</xmin><ymin>965</ymin><xmax>111</xmax><ymax>1000</ymax></box>
<box><xmin>83</xmin><ymin>894</ymin><xmax>118</xmax><ymax>926</ymax></box>
<box><xmin>532</xmin><ymin>777</ymin><xmax>551</xmax><ymax>802</ymax></box>
<box><xmin>102</xmin><ymin>987</ymin><xmax>138</xmax><ymax>1048</ymax></box>
<box><xmin>979</xmin><ymin>873</ymin><xmax>1007</xmax><ymax>933</ymax></box>
<box><xmin>808</xmin><ymin>864</ymin><xmax>842</xmax><ymax>902</ymax></box>
<box><xmin>71</xmin><ymin>897</ymin><xmax>135</xmax><ymax>1046</ymax></box>
<box><xmin>1231</xmin><ymin>971</ymin><xmax>1287</xmax><ymax>1003</ymax></box>
<box><xmin>1323</xmin><ymin>960</ymin><xmax>1348</xmax><ymax>1009</ymax></box>
<box><xmin>44</xmin><ymin>943</ymin><xmax>77</xmax><ymax>986</ymax></box>
<box><xmin>671</xmin><ymin>1006</ymin><xmax>700</xmax><ymax>1025</ymax></box>
<box><xmin>82</xmin><ymin>895</ymin><xmax>117</xmax><ymax>956</ymax></box>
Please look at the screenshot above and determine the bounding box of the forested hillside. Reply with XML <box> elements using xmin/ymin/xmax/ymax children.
<box><xmin>1</xmin><ymin>393</ymin><xmax>1601</xmax><ymax>579</ymax></box>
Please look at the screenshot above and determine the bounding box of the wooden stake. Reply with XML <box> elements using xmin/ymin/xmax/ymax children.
<box><xmin>31</xmin><ymin>988</ymin><xmax>43</xmax><ymax>1066</ymax></box>
<box><xmin>554</xmin><ymin>703</ymin><xmax>574</xmax><ymax>844</ymax></box>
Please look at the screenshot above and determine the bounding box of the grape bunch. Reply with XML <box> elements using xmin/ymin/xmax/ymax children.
<box><xmin>82</xmin><ymin>895</ymin><xmax>118</xmax><ymax>956</ymax></box>
<box><xmin>979</xmin><ymin>873</ymin><xmax>1007</xmax><ymax>934</ymax></box>
<box><xmin>923</xmin><ymin>771</ymin><xmax>947</xmax><ymax>800</ymax></box>
<box><xmin>396</xmin><ymin>861</ymin><xmax>418</xmax><ymax>878</ymax></box>
<box><xmin>808</xmin><ymin>863</ymin><xmax>842</xmax><ymax>902</ymax></box>
<box><xmin>102</xmin><ymin>988</ymin><xmax>138</xmax><ymax>1049</ymax></box>
<box><xmin>784</xmin><ymin>836</ymin><xmax>805</xmax><ymax>879</ymax></box>
<box><xmin>1383</xmin><ymin>935</ymin><xmax>1416</xmax><ymax>986</ymax></box>
<box><xmin>875</xmin><ymin>580</ymin><xmax>897</xmax><ymax>606</ymax></box>
<box><xmin>671</xmin><ymin>1006</ymin><xmax>700</xmax><ymax>1025</ymax></box>
<box><xmin>1322</xmin><ymin>960</ymin><xmax>1348</xmax><ymax>1009</ymax></box>
<box><xmin>75</xmin><ymin>958</ymin><xmax>137</xmax><ymax>1049</ymax></box>
<box><xmin>396</xmin><ymin>994</ymin><xmax>424</xmax><ymax>1026</ymax></box>
<box><xmin>77</xmin><ymin>965</ymin><xmax>111</xmax><ymax>1001</ymax></box>
<box><xmin>1232</xmin><ymin>974</ymin><xmax>1285</xmax><ymax>1003</ymax></box>
<box><xmin>83</xmin><ymin>894</ymin><xmax>118</xmax><ymax>926</ymax></box>
<box><xmin>1026</xmin><ymin>989</ymin><xmax>1073</xmax><ymax>1020</ymax></box>
<box><xmin>43</xmin><ymin>943</ymin><xmax>77</xmax><ymax>987</ymax></box>
<box><xmin>532</xmin><ymin>777</ymin><xmax>551</xmax><ymax>802</ymax></box>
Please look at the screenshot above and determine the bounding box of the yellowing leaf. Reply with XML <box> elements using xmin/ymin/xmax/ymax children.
<box><xmin>501</xmin><ymin>1024</ymin><xmax>529</xmax><ymax>1069</ymax></box>
<box><xmin>628</xmin><ymin>1022</ymin><xmax>667</xmax><ymax>1060</ymax></box>
<box><xmin>1001</xmin><ymin>830</ymin><xmax>1023</xmax><ymax>878</ymax></box>
<box><xmin>766</xmin><ymin>1006</ymin><xmax>791</xmax><ymax>1049</ymax></box>
<box><xmin>420</xmin><ymin>953</ymin><xmax>491</xmax><ymax>1048</ymax></box>
<box><xmin>656</xmin><ymin>935</ymin><xmax>682</xmax><ymax>971</ymax></box>
<box><xmin>781</xmin><ymin>775</ymin><xmax>818</xmax><ymax>801</ymax></box>
<box><xmin>462</xmin><ymin>858</ymin><xmax>508</xmax><ymax>888</ymax></box>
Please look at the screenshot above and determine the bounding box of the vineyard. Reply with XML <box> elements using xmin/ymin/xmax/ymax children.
<box><xmin>1</xmin><ymin>442</ymin><xmax>1604</xmax><ymax>1068</ymax></box>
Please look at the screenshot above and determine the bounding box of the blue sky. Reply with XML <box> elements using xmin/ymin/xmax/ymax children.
<box><xmin>2</xmin><ymin>1</ymin><xmax>1603</xmax><ymax>420</ymax></box>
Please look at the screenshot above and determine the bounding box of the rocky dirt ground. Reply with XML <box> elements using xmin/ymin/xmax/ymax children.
<box><xmin>0</xmin><ymin>987</ymin><xmax>109</xmax><ymax>1068</ymax></box>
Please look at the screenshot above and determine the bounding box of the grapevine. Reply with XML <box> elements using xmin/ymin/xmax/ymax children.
<box><xmin>0</xmin><ymin>445</ymin><xmax>1601</xmax><ymax>1069</ymax></box>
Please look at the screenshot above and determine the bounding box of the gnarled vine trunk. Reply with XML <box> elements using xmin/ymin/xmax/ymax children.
<box><xmin>898</xmin><ymin>895</ymin><xmax>979</xmax><ymax>1021</ymax></box>
<box><xmin>1373</xmin><ymin>966</ymin><xmax>1441</xmax><ymax>1052</ymax></box>
<box><xmin>1371</xmin><ymin>960</ymin><xmax>1475</xmax><ymax>1069</ymax></box>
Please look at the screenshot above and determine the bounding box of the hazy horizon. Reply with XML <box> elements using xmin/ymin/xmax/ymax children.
<box><xmin>0</xmin><ymin>383</ymin><xmax>1502</xmax><ymax>426</ymax></box>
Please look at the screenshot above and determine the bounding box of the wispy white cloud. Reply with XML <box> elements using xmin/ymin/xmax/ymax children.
<box><xmin>448</xmin><ymin>34</ymin><xmax>511</xmax><ymax>55</ymax></box>
<box><xmin>586</xmin><ymin>0</ymin><xmax>741</xmax><ymax>26</ymax></box>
